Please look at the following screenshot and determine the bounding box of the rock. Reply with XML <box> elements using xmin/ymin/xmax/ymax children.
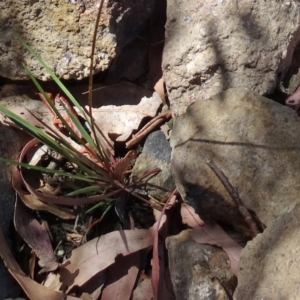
<box><xmin>105</xmin><ymin>39</ymin><xmax>149</xmax><ymax>83</ymax></box>
<box><xmin>162</xmin><ymin>0</ymin><xmax>300</xmax><ymax>116</ymax></box>
<box><xmin>0</xmin><ymin>0</ymin><xmax>155</xmax><ymax>80</ymax></box>
<box><xmin>0</xmin><ymin>124</ymin><xmax>22</xmax><ymax>298</ymax></box>
<box><xmin>166</xmin><ymin>230</ymin><xmax>236</xmax><ymax>300</ymax></box>
<box><xmin>69</xmin><ymin>81</ymin><xmax>153</xmax><ymax>107</ymax></box>
<box><xmin>131</xmin><ymin>130</ymin><xmax>175</xmax><ymax>200</ymax></box>
<box><xmin>235</xmin><ymin>202</ymin><xmax>300</xmax><ymax>299</ymax></box>
<box><xmin>170</xmin><ymin>88</ymin><xmax>300</xmax><ymax>229</ymax></box>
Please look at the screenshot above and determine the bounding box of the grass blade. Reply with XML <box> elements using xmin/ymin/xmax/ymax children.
<box><xmin>0</xmin><ymin>158</ymin><xmax>100</xmax><ymax>182</ymax></box>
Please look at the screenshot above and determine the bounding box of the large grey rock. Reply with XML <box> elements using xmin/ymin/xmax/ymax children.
<box><xmin>235</xmin><ymin>202</ymin><xmax>300</xmax><ymax>299</ymax></box>
<box><xmin>0</xmin><ymin>0</ymin><xmax>155</xmax><ymax>80</ymax></box>
<box><xmin>163</xmin><ymin>0</ymin><xmax>300</xmax><ymax>116</ymax></box>
<box><xmin>170</xmin><ymin>88</ymin><xmax>300</xmax><ymax>228</ymax></box>
<box><xmin>166</xmin><ymin>230</ymin><xmax>236</xmax><ymax>300</ymax></box>
<box><xmin>131</xmin><ymin>130</ymin><xmax>175</xmax><ymax>200</ymax></box>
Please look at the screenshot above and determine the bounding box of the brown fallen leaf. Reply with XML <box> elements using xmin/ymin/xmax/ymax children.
<box><xmin>113</xmin><ymin>150</ymin><xmax>137</xmax><ymax>181</ymax></box>
<box><xmin>57</xmin><ymin>223</ymin><xmax>161</xmax><ymax>292</ymax></box>
<box><xmin>152</xmin><ymin>192</ymin><xmax>176</xmax><ymax>300</ymax></box>
<box><xmin>79</xmin><ymin>272</ymin><xmax>105</xmax><ymax>300</ymax></box>
<box><xmin>181</xmin><ymin>203</ymin><xmax>242</xmax><ymax>276</ymax></box>
<box><xmin>14</xmin><ymin>198</ymin><xmax>59</xmax><ymax>274</ymax></box>
<box><xmin>132</xmin><ymin>278</ymin><xmax>154</xmax><ymax>300</ymax></box>
<box><xmin>0</xmin><ymin>97</ymin><xmax>49</xmax><ymax>129</ymax></box>
<box><xmin>286</xmin><ymin>85</ymin><xmax>300</xmax><ymax>105</ymax></box>
<box><xmin>0</xmin><ymin>227</ymin><xmax>79</xmax><ymax>300</ymax></box>
<box><xmin>92</xmin><ymin>92</ymin><xmax>162</xmax><ymax>143</ymax></box>
<box><xmin>154</xmin><ymin>77</ymin><xmax>165</xmax><ymax>103</ymax></box>
<box><xmin>180</xmin><ymin>202</ymin><xmax>205</xmax><ymax>227</ymax></box>
<box><xmin>101</xmin><ymin>252</ymin><xmax>140</xmax><ymax>300</ymax></box>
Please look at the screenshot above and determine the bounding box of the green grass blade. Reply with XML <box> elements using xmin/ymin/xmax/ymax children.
<box><xmin>23</xmin><ymin>65</ymin><xmax>90</xmax><ymax>148</ymax></box>
<box><xmin>15</xmin><ymin>34</ymin><xmax>110</xmax><ymax>157</ymax></box>
<box><xmin>85</xmin><ymin>201</ymin><xmax>114</xmax><ymax>214</ymax></box>
<box><xmin>57</xmin><ymin>99</ymin><xmax>99</xmax><ymax>155</ymax></box>
<box><xmin>66</xmin><ymin>185</ymin><xmax>105</xmax><ymax>196</ymax></box>
<box><xmin>15</xmin><ymin>34</ymin><xmax>92</xmax><ymax>126</ymax></box>
<box><xmin>0</xmin><ymin>158</ymin><xmax>101</xmax><ymax>182</ymax></box>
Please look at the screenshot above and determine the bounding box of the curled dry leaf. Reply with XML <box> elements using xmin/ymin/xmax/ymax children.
<box><xmin>152</xmin><ymin>192</ymin><xmax>177</xmax><ymax>300</ymax></box>
<box><xmin>0</xmin><ymin>227</ymin><xmax>79</xmax><ymax>300</ymax></box>
<box><xmin>14</xmin><ymin>199</ymin><xmax>59</xmax><ymax>274</ymax></box>
<box><xmin>113</xmin><ymin>150</ymin><xmax>137</xmax><ymax>181</ymax></box>
<box><xmin>180</xmin><ymin>203</ymin><xmax>242</xmax><ymax>276</ymax></box>
<box><xmin>152</xmin><ymin>213</ymin><xmax>175</xmax><ymax>300</ymax></box>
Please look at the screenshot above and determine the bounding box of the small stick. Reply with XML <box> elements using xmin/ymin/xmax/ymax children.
<box><xmin>207</xmin><ymin>160</ymin><xmax>259</xmax><ymax>237</ymax></box>
<box><xmin>126</xmin><ymin>110</ymin><xmax>172</xmax><ymax>149</ymax></box>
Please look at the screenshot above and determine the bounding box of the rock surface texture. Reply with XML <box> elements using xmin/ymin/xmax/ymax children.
<box><xmin>0</xmin><ymin>0</ymin><xmax>154</xmax><ymax>80</ymax></box>
<box><xmin>166</xmin><ymin>230</ymin><xmax>236</xmax><ymax>300</ymax></box>
<box><xmin>235</xmin><ymin>202</ymin><xmax>300</xmax><ymax>299</ymax></box>
<box><xmin>171</xmin><ymin>88</ymin><xmax>300</xmax><ymax>228</ymax></box>
<box><xmin>163</xmin><ymin>0</ymin><xmax>300</xmax><ymax>116</ymax></box>
<box><xmin>131</xmin><ymin>130</ymin><xmax>174</xmax><ymax>199</ymax></box>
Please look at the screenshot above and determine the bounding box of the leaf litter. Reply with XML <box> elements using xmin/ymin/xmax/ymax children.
<box><xmin>181</xmin><ymin>203</ymin><xmax>242</xmax><ymax>276</ymax></box>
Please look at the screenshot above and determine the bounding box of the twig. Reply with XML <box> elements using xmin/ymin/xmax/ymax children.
<box><xmin>207</xmin><ymin>160</ymin><xmax>259</xmax><ymax>237</ymax></box>
<box><xmin>126</xmin><ymin>110</ymin><xmax>172</xmax><ymax>149</ymax></box>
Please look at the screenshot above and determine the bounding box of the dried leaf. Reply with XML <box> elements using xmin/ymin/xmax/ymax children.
<box><xmin>132</xmin><ymin>278</ymin><xmax>154</xmax><ymax>300</ymax></box>
<box><xmin>58</xmin><ymin>225</ymin><xmax>158</xmax><ymax>292</ymax></box>
<box><xmin>0</xmin><ymin>227</ymin><xmax>79</xmax><ymax>300</ymax></box>
<box><xmin>0</xmin><ymin>97</ymin><xmax>48</xmax><ymax>129</ymax></box>
<box><xmin>154</xmin><ymin>77</ymin><xmax>165</xmax><ymax>102</ymax></box>
<box><xmin>79</xmin><ymin>272</ymin><xmax>105</xmax><ymax>300</ymax></box>
<box><xmin>180</xmin><ymin>203</ymin><xmax>205</xmax><ymax>227</ymax></box>
<box><xmin>113</xmin><ymin>150</ymin><xmax>137</xmax><ymax>181</ymax></box>
<box><xmin>152</xmin><ymin>192</ymin><xmax>176</xmax><ymax>300</ymax></box>
<box><xmin>286</xmin><ymin>85</ymin><xmax>300</xmax><ymax>105</ymax></box>
<box><xmin>181</xmin><ymin>203</ymin><xmax>242</xmax><ymax>276</ymax></box>
<box><xmin>14</xmin><ymin>198</ymin><xmax>59</xmax><ymax>273</ymax></box>
<box><xmin>152</xmin><ymin>214</ymin><xmax>175</xmax><ymax>300</ymax></box>
<box><xmin>101</xmin><ymin>252</ymin><xmax>140</xmax><ymax>300</ymax></box>
<box><xmin>92</xmin><ymin>92</ymin><xmax>162</xmax><ymax>142</ymax></box>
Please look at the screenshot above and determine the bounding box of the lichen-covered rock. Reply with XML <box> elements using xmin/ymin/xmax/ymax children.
<box><xmin>235</xmin><ymin>202</ymin><xmax>300</xmax><ymax>300</ymax></box>
<box><xmin>0</xmin><ymin>0</ymin><xmax>154</xmax><ymax>80</ymax></box>
<box><xmin>163</xmin><ymin>0</ymin><xmax>300</xmax><ymax>116</ymax></box>
<box><xmin>166</xmin><ymin>230</ymin><xmax>236</xmax><ymax>300</ymax></box>
<box><xmin>170</xmin><ymin>88</ymin><xmax>300</xmax><ymax>228</ymax></box>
